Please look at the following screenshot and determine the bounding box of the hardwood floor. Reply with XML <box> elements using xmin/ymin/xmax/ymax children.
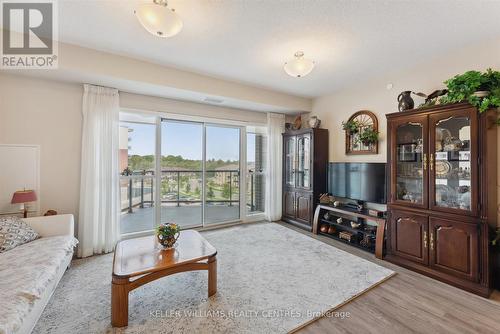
<box><xmin>276</xmin><ymin>222</ymin><xmax>500</xmax><ymax>334</ymax></box>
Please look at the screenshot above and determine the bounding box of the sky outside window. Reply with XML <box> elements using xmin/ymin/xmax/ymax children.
<box><xmin>125</xmin><ymin>122</ymin><xmax>240</xmax><ymax>162</ymax></box>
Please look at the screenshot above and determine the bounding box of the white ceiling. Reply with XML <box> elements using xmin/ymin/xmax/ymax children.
<box><xmin>55</xmin><ymin>0</ymin><xmax>500</xmax><ymax>98</ymax></box>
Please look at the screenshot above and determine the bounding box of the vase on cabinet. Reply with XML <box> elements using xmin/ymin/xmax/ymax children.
<box><xmin>397</xmin><ymin>91</ymin><xmax>414</xmax><ymax>112</ymax></box>
<box><xmin>308</xmin><ymin>116</ymin><xmax>321</xmax><ymax>128</ymax></box>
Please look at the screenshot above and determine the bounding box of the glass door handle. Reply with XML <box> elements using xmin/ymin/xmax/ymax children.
<box><xmin>423</xmin><ymin>154</ymin><xmax>427</xmax><ymax>171</ymax></box>
<box><xmin>430</xmin><ymin>154</ymin><xmax>434</xmax><ymax>171</ymax></box>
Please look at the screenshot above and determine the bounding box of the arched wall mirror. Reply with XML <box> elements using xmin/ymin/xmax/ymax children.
<box><xmin>344</xmin><ymin>110</ymin><xmax>379</xmax><ymax>155</ymax></box>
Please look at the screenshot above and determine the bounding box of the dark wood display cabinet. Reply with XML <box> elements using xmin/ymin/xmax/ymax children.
<box><xmin>282</xmin><ymin>128</ymin><xmax>328</xmax><ymax>231</ymax></box>
<box><xmin>386</xmin><ymin>103</ymin><xmax>498</xmax><ymax>297</ymax></box>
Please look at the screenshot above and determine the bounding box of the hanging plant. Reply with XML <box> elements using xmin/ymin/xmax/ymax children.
<box><xmin>342</xmin><ymin>120</ymin><xmax>360</xmax><ymax>134</ymax></box>
<box><xmin>345</xmin><ymin>110</ymin><xmax>379</xmax><ymax>154</ymax></box>
<box><xmin>440</xmin><ymin>68</ymin><xmax>500</xmax><ymax>113</ymax></box>
<box><xmin>357</xmin><ymin>127</ymin><xmax>379</xmax><ymax>146</ymax></box>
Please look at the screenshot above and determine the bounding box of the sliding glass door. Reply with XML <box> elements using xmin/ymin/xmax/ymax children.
<box><xmin>160</xmin><ymin>120</ymin><xmax>203</xmax><ymax>228</ymax></box>
<box><xmin>119</xmin><ymin>112</ymin><xmax>264</xmax><ymax>235</ymax></box>
<box><xmin>204</xmin><ymin>125</ymin><xmax>241</xmax><ymax>225</ymax></box>
<box><xmin>119</xmin><ymin>114</ymin><xmax>157</xmax><ymax>234</ymax></box>
<box><xmin>160</xmin><ymin>120</ymin><xmax>241</xmax><ymax>228</ymax></box>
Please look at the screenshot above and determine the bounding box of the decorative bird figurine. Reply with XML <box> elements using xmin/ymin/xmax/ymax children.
<box><xmin>424</xmin><ymin>89</ymin><xmax>448</xmax><ymax>104</ymax></box>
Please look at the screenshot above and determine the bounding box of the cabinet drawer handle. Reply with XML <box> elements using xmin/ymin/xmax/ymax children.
<box><xmin>423</xmin><ymin>231</ymin><xmax>427</xmax><ymax>248</ymax></box>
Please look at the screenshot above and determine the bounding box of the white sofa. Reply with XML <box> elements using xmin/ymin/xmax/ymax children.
<box><xmin>0</xmin><ymin>214</ymin><xmax>78</xmax><ymax>334</ymax></box>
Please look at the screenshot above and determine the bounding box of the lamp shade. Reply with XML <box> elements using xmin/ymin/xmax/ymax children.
<box><xmin>11</xmin><ymin>190</ymin><xmax>37</xmax><ymax>204</ymax></box>
<box><xmin>284</xmin><ymin>51</ymin><xmax>315</xmax><ymax>78</ymax></box>
<box><xmin>135</xmin><ymin>1</ymin><xmax>183</xmax><ymax>38</ymax></box>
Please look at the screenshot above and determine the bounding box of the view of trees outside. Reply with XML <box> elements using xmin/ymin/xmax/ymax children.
<box><xmin>119</xmin><ymin>122</ymin><xmax>156</xmax><ymax>212</ymax></box>
<box><xmin>124</xmin><ymin>154</ymin><xmax>240</xmax><ymax>204</ymax></box>
<box><xmin>120</xmin><ymin>121</ymin><xmax>265</xmax><ymax>212</ymax></box>
<box><xmin>128</xmin><ymin>154</ymin><xmax>239</xmax><ymax>172</ymax></box>
<box><xmin>119</xmin><ymin>118</ymin><xmax>267</xmax><ymax>233</ymax></box>
<box><xmin>121</xmin><ymin>120</ymin><xmax>242</xmax><ymax>205</ymax></box>
<box><xmin>160</xmin><ymin>162</ymin><xmax>240</xmax><ymax>204</ymax></box>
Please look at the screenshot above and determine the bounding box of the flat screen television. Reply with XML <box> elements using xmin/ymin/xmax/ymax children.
<box><xmin>327</xmin><ymin>162</ymin><xmax>386</xmax><ymax>204</ymax></box>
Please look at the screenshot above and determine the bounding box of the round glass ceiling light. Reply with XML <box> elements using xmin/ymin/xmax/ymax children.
<box><xmin>283</xmin><ymin>51</ymin><xmax>315</xmax><ymax>78</ymax></box>
<box><xmin>135</xmin><ymin>0</ymin><xmax>183</xmax><ymax>38</ymax></box>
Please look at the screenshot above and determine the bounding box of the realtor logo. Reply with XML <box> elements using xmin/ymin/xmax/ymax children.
<box><xmin>1</xmin><ymin>0</ymin><xmax>58</xmax><ymax>69</ymax></box>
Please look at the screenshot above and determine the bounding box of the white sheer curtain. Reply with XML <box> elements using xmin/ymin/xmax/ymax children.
<box><xmin>78</xmin><ymin>84</ymin><xmax>120</xmax><ymax>258</ymax></box>
<box><xmin>266</xmin><ymin>112</ymin><xmax>285</xmax><ymax>221</ymax></box>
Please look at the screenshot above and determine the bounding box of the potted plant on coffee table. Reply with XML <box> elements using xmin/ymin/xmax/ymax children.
<box><xmin>156</xmin><ymin>223</ymin><xmax>181</xmax><ymax>249</ymax></box>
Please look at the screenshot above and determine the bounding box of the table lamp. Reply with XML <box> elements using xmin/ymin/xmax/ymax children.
<box><xmin>11</xmin><ymin>189</ymin><xmax>37</xmax><ymax>218</ymax></box>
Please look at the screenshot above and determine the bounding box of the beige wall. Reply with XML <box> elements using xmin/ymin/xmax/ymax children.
<box><xmin>11</xmin><ymin>40</ymin><xmax>311</xmax><ymax>113</ymax></box>
<box><xmin>57</xmin><ymin>42</ymin><xmax>311</xmax><ymax>112</ymax></box>
<box><xmin>0</xmin><ymin>73</ymin><xmax>274</xmax><ymax>227</ymax></box>
<box><xmin>0</xmin><ymin>74</ymin><xmax>83</xmax><ymax>217</ymax></box>
<box><xmin>313</xmin><ymin>37</ymin><xmax>500</xmax><ymax>162</ymax></box>
<box><xmin>120</xmin><ymin>92</ymin><xmax>268</xmax><ymax>124</ymax></box>
<box><xmin>312</xmin><ymin>37</ymin><xmax>500</xmax><ymax>224</ymax></box>
<box><xmin>2</xmin><ymin>37</ymin><xmax>499</xmax><ymax>225</ymax></box>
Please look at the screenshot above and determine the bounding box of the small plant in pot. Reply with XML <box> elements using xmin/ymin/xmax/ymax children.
<box><xmin>357</xmin><ymin>127</ymin><xmax>379</xmax><ymax>146</ymax></box>
<box><xmin>342</xmin><ymin>120</ymin><xmax>360</xmax><ymax>134</ymax></box>
<box><xmin>440</xmin><ymin>68</ymin><xmax>500</xmax><ymax>113</ymax></box>
<box><xmin>156</xmin><ymin>223</ymin><xmax>181</xmax><ymax>249</ymax></box>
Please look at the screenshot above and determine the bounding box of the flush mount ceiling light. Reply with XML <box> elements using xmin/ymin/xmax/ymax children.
<box><xmin>283</xmin><ymin>51</ymin><xmax>315</xmax><ymax>78</ymax></box>
<box><xmin>135</xmin><ymin>0</ymin><xmax>183</xmax><ymax>38</ymax></box>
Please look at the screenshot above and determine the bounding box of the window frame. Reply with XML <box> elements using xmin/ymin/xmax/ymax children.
<box><xmin>119</xmin><ymin>109</ymin><xmax>268</xmax><ymax>238</ymax></box>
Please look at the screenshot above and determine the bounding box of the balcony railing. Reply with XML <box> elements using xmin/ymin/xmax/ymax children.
<box><xmin>120</xmin><ymin>169</ymin><xmax>242</xmax><ymax>213</ymax></box>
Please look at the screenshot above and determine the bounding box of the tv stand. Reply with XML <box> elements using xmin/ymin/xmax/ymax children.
<box><xmin>312</xmin><ymin>204</ymin><xmax>386</xmax><ymax>259</ymax></box>
<box><xmin>343</xmin><ymin>200</ymin><xmax>365</xmax><ymax>211</ymax></box>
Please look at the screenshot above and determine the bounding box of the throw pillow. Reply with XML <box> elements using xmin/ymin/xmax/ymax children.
<box><xmin>0</xmin><ymin>216</ymin><xmax>39</xmax><ymax>253</ymax></box>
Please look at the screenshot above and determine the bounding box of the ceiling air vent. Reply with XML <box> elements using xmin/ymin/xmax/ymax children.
<box><xmin>204</xmin><ymin>97</ymin><xmax>224</xmax><ymax>104</ymax></box>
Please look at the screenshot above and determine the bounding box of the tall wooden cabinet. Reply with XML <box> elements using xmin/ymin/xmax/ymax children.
<box><xmin>282</xmin><ymin>128</ymin><xmax>328</xmax><ymax>231</ymax></box>
<box><xmin>386</xmin><ymin>103</ymin><xmax>497</xmax><ymax>297</ymax></box>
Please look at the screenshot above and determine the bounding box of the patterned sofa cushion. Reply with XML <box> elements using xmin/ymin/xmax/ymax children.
<box><xmin>0</xmin><ymin>216</ymin><xmax>39</xmax><ymax>253</ymax></box>
<box><xmin>0</xmin><ymin>235</ymin><xmax>78</xmax><ymax>334</ymax></box>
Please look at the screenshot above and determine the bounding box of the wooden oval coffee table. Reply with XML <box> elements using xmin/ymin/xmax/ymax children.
<box><xmin>111</xmin><ymin>230</ymin><xmax>217</xmax><ymax>327</ymax></box>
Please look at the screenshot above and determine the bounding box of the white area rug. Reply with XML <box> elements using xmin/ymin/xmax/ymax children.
<box><xmin>34</xmin><ymin>223</ymin><xmax>394</xmax><ymax>334</ymax></box>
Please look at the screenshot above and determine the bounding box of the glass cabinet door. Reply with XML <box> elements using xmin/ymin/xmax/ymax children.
<box><xmin>392</xmin><ymin>116</ymin><xmax>428</xmax><ymax>208</ymax></box>
<box><xmin>284</xmin><ymin>136</ymin><xmax>296</xmax><ymax>187</ymax></box>
<box><xmin>430</xmin><ymin>110</ymin><xmax>477</xmax><ymax>215</ymax></box>
<box><xmin>296</xmin><ymin>134</ymin><xmax>311</xmax><ymax>189</ymax></box>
